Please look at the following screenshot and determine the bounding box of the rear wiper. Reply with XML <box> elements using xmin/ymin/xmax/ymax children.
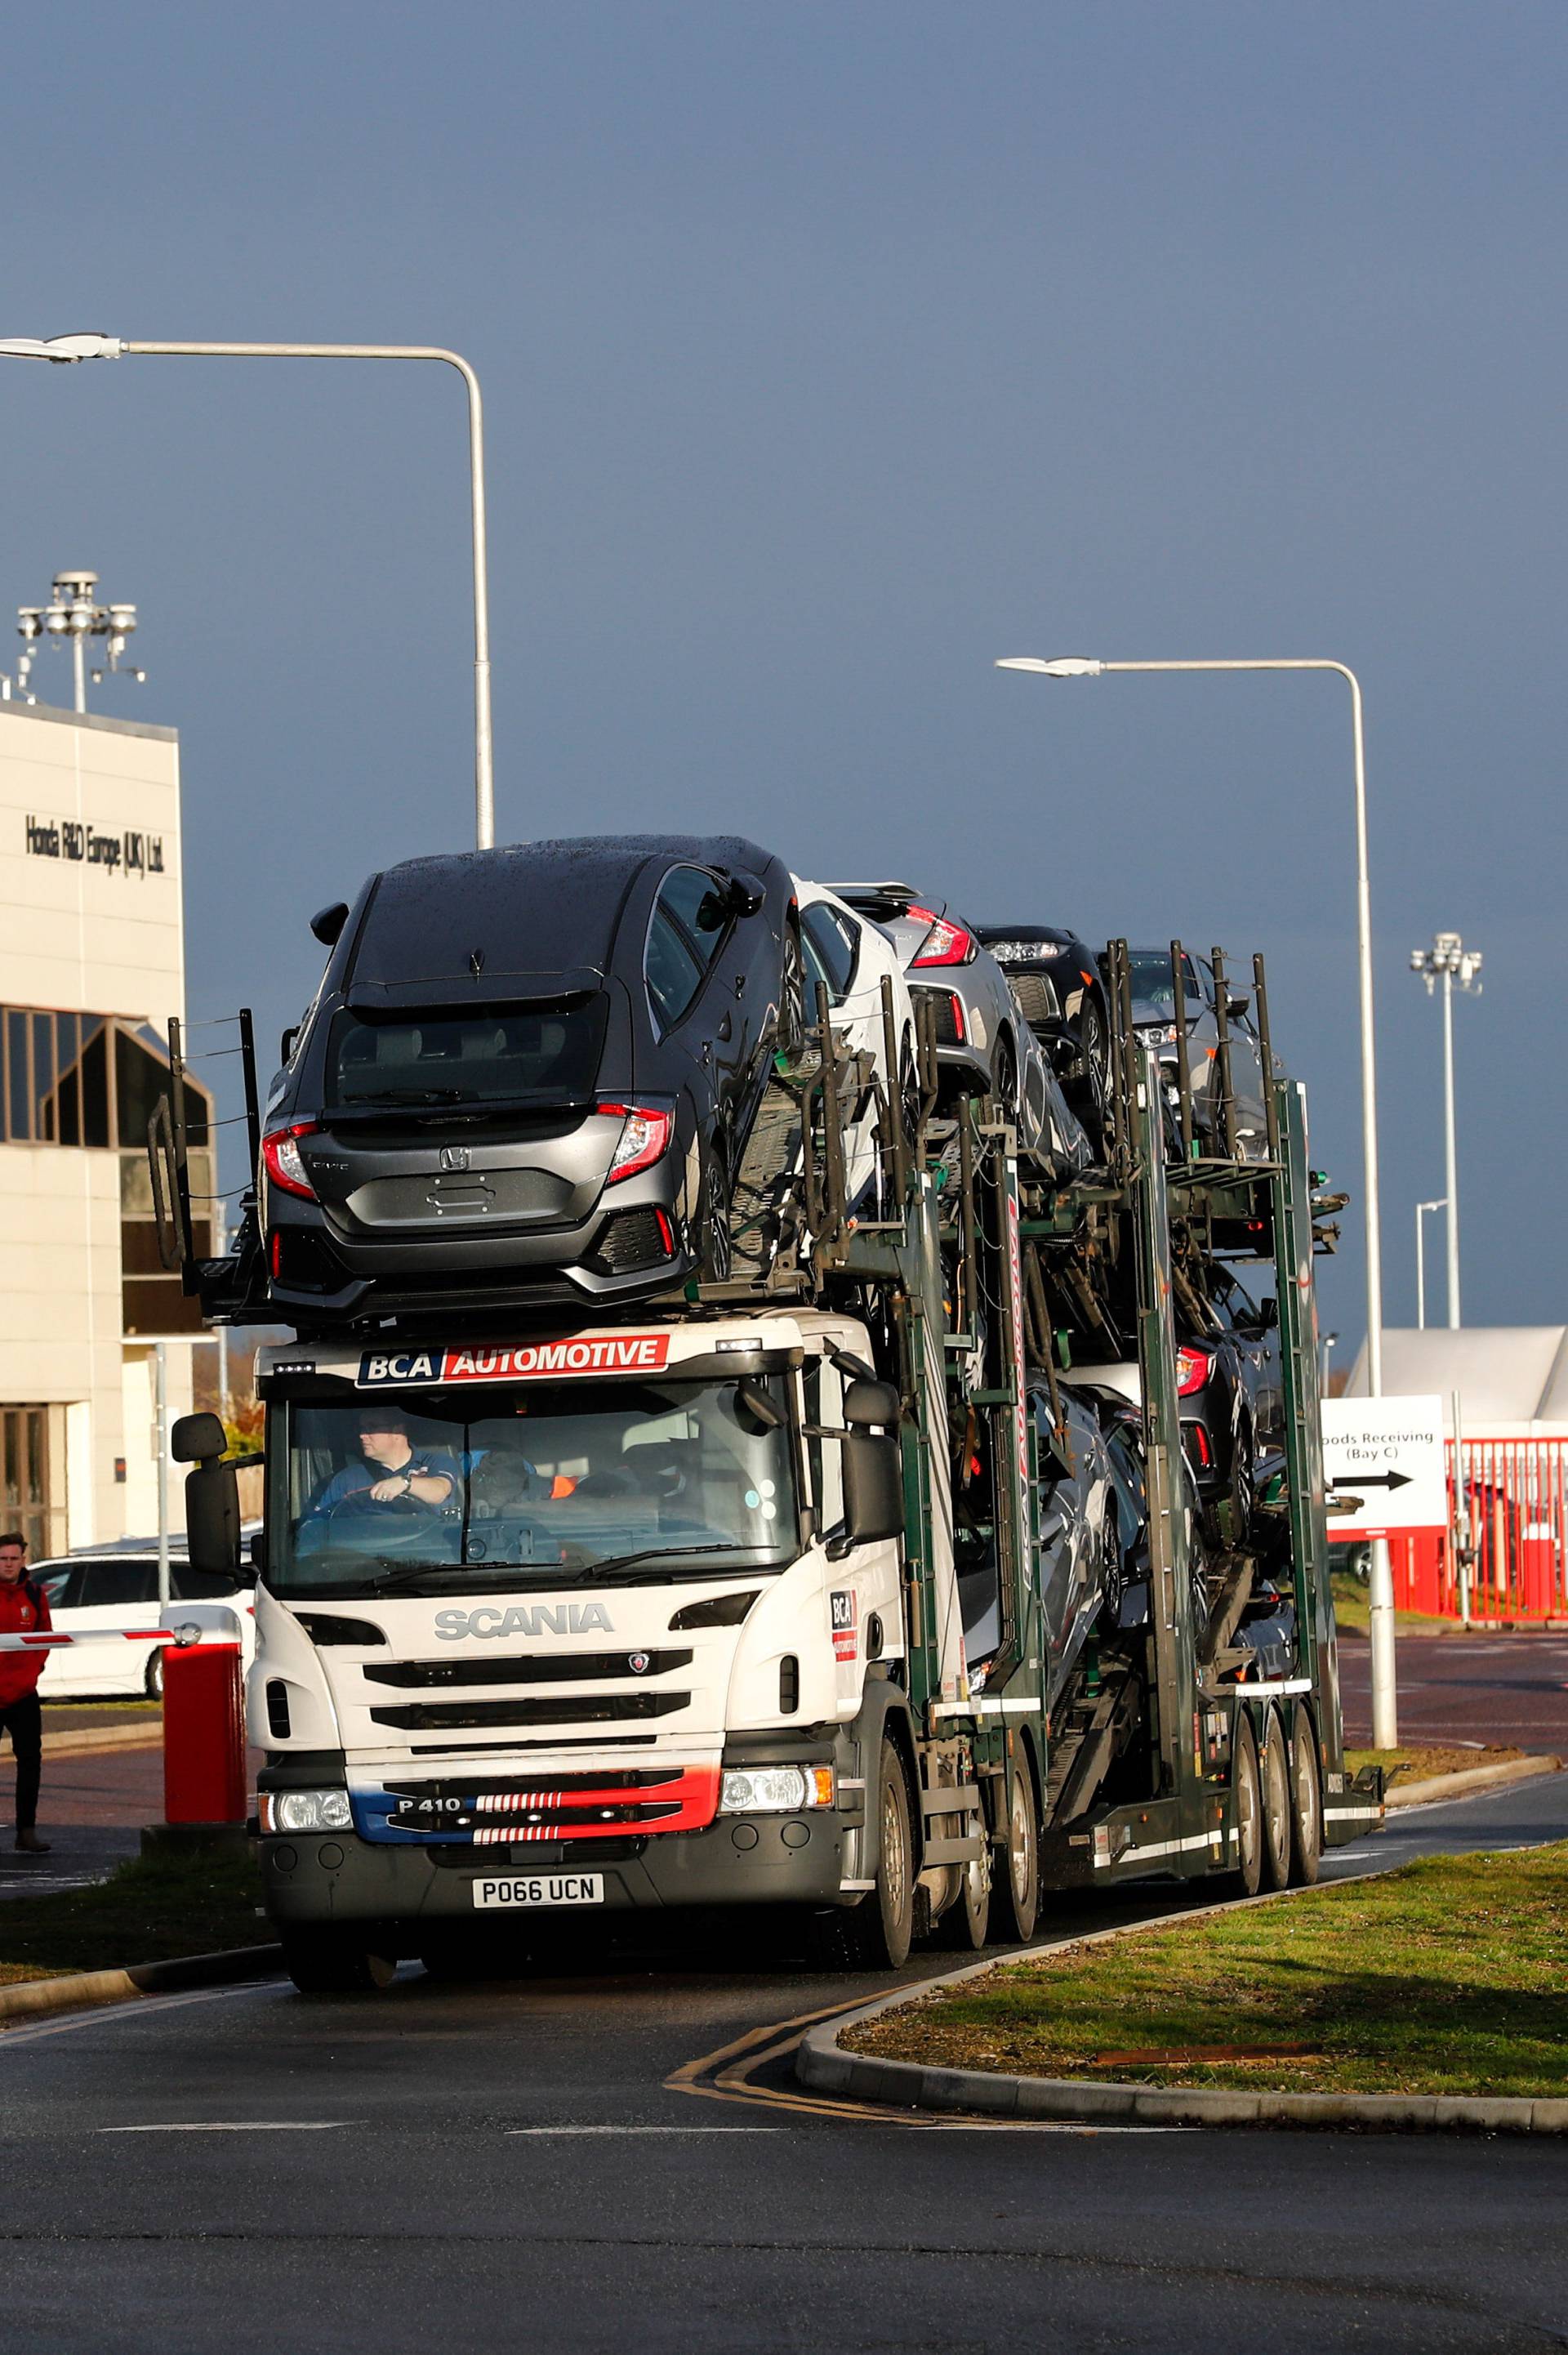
<box><xmin>335</xmin><ymin>1089</ymin><xmax>471</xmax><ymax>1107</ymax></box>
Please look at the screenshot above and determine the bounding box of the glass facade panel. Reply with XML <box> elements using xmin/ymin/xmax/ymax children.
<box><xmin>56</xmin><ymin>1013</ymin><xmax>80</xmax><ymax>1146</ymax></box>
<box><xmin>0</xmin><ymin>1411</ymin><xmax>54</xmax><ymax>1560</ymax></box>
<box><xmin>7</xmin><ymin>1011</ymin><xmax>27</xmax><ymax>1141</ymax></box>
<box><xmin>80</xmin><ymin>1024</ymin><xmax>109</xmax><ymax>1148</ymax></box>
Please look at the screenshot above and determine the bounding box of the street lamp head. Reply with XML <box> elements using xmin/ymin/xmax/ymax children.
<box><xmin>0</xmin><ymin>333</ymin><xmax>123</xmax><ymax>363</ymax></box>
<box><xmin>995</xmin><ymin>655</ymin><xmax>1103</xmax><ymax>678</ymax></box>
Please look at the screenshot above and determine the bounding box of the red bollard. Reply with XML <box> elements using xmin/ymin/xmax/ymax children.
<box><xmin>163</xmin><ymin>1642</ymin><xmax>247</xmax><ymax>1826</ymax></box>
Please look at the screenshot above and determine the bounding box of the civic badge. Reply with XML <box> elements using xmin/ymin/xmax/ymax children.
<box><xmin>439</xmin><ymin>1144</ymin><xmax>471</xmax><ymax>1173</ymax></box>
<box><xmin>628</xmin><ymin>1651</ymin><xmax>650</xmax><ymax>1675</ymax></box>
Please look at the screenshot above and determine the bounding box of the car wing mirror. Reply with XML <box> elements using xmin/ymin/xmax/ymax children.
<box><xmin>310</xmin><ymin>901</ymin><xmax>350</xmax><ymax>948</ymax></box>
<box><xmin>722</xmin><ymin>869</ymin><xmax>766</xmax><ymax>919</ymax></box>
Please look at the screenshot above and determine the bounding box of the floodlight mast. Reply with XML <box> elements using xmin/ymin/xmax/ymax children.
<box><xmin>997</xmin><ymin>649</ymin><xmax>1397</xmax><ymax>1746</ymax></box>
<box><xmin>0</xmin><ymin>333</ymin><xmax>494</xmax><ymax>849</ymax></box>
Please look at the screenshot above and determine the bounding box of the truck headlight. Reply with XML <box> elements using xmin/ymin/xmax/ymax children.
<box><xmin>258</xmin><ymin>1788</ymin><xmax>353</xmax><ymax>1835</ymax></box>
<box><xmin>719</xmin><ymin>1765</ymin><xmax>834</xmax><ymax>1814</ymax></box>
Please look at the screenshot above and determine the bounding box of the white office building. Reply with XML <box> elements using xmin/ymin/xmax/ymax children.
<box><xmin>0</xmin><ymin>696</ymin><xmax>214</xmax><ymax>1555</ymax></box>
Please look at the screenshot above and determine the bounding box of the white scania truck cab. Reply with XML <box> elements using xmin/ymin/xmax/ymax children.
<box><xmin>251</xmin><ymin>1310</ymin><xmax>956</xmax><ymax>1985</ymax></box>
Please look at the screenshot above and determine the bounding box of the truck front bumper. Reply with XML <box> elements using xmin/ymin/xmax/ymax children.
<box><xmin>261</xmin><ymin>1811</ymin><xmax>846</xmax><ymax>1930</ymax></box>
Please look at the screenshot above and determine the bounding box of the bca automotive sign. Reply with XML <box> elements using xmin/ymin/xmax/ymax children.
<box><xmin>1320</xmin><ymin>1394</ymin><xmax>1447</xmax><ymax>1541</ymax></box>
<box><xmin>358</xmin><ymin>1335</ymin><xmax>671</xmax><ymax>1387</ymax></box>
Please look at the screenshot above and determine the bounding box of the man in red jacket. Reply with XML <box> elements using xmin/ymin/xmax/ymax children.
<box><xmin>0</xmin><ymin>1533</ymin><xmax>51</xmax><ymax>1854</ymax></box>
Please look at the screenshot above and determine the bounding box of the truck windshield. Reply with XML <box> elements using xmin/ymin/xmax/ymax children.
<box><xmin>269</xmin><ymin>1376</ymin><xmax>796</xmax><ymax>1598</ymax></box>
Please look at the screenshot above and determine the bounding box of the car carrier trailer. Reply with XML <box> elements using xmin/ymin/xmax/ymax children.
<box><xmin>157</xmin><ymin>941</ymin><xmax>1380</xmax><ymax>1990</ymax></box>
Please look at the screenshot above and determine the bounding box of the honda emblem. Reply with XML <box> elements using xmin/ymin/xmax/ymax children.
<box><xmin>439</xmin><ymin>1144</ymin><xmax>471</xmax><ymax>1173</ymax></box>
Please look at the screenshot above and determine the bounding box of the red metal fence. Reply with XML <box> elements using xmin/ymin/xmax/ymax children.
<box><xmin>1390</xmin><ymin>1437</ymin><xmax>1568</xmax><ymax>1621</ymax></box>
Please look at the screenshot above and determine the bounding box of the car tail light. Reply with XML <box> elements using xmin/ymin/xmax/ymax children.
<box><xmin>1177</xmin><ymin>1346</ymin><xmax>1213</xmax><ymax>1396</ymax></box>
<box><xmin>600</xmin><ymin>1104</ymin><xmax>673</xmax><ymax>1184</ymax></box>
<box><xmin>261</xmin><ymin>1123</ymin><xmax>318</xmax><ymax>1202</ymax></box>
<box><xmin>907</xmin><ymin>905</ymin><xmax>976</xmax><ymax>967</ymax></box>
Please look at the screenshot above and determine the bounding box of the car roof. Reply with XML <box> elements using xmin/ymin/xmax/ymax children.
<box><xmin>349</xmin><ymin>836</ymin><xmax>776</xmax><ymax>997</ymax></box>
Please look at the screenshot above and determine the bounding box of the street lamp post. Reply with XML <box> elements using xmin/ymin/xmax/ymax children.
<box><xmin>997</xmin><ymin>652</ymin><xmax>1397</xmax><ymax>1744</ymax></box>
<box><xmin>0</xmin><ymin>333</ymin><xmax>494</xmax><ymax>849</ymax></box>
<box><xmin>1409</xmin><ymin>934</ymin><xmax>1481</xmax><ymax>1330</ymax></box>
<box><xmin>1415</xmin><ymin>1198</ymin><xmax>1446</xmax><ymax>1331</ymax></box>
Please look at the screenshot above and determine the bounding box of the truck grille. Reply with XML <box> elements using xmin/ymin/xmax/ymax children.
<box><xmin>368</xmin><ymin>1693</ymin><xmax>689</xmax><ymax>1733</ymax></box>
<box><xmin>363</xmin><ymin>1649</ymin><xmax>692</xmax><ymax>1689</ymax></box>
<box><xmin>377</xmin><ymin>1764</ymin><xmax>720</xmax><ymax>1843</ymax></box>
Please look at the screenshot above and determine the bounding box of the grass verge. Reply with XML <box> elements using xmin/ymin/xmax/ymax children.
<box><xmin>845</xmin><ymin>1843</ymin><xmax>1568</xmax><ymax>2098</ymax></box>
<box><xmin>0</xmin><ymin>1851</ymin><xmax>265</xmax><ymax>1986</ymax></box>
<box><xmin>1345</xmin><ymin>1743</ymin><xmax>1529</xmax><ymax>1790</ymax></box>
<box><xmin>1330</xmin><ymin>1572</ymin><xmax>1454</xmax><ymax>1637</ymax></box>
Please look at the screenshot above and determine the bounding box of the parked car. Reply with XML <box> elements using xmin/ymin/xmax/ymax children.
<box><xmin>260</xmin><ymin>836</ymin><xmax>804</xmax><ymax>1318</ymax></box>
<box><xmin>1071</xmin><ymin>1381</ymin><xmax>1211</xmax><ymax>1633</ymax></box>
<box><xmin>795</xmin><ymin>877</ymin><xmax>918</xmax><ymax>1213</ymax></box>
<box><xmin>825</xmin><ymin>880</ymin><xmax>1090</xmax><ymax>1178</ymax></box>
<box><xmin>33</xmin><ymin>1550</ymin><xmax>256</xmax><ymax>1701</ymax></box>
<box><xmin>973</xmin><ymin>922</ymin><xmax>1110</xmax><ymax>1072</ymax></box>
<box><xmin>1120</xmin><ymin>945</ymin><xmax>1283</xmax><ymax>1160</ymax></box>
<box><xmin>1062</xmin><ymin>1264</ymin><xmax>1283</xmax><ymax>1546</ymax></box>
<box><xmin>826</xmin><ymin>881</ymin><xmax>1030</xmax><ymax>1104</ymax></box>
<box><xmin>956</xmin><ymin>1385</ymin><xmax>1114</xmax><ymax>1707</ymax></box>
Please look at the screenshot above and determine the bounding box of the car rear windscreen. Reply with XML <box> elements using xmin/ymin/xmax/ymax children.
<box><xmin>324</xmin><ymin>999</ymin><xmax>608</xmax><ymax>1108</ymax></box>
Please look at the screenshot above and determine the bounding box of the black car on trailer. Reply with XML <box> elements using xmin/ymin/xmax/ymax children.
<box><xmin>258</xmin><ymin>835</ymin><xmax>804</xmax><ymax>1321</ymax></box>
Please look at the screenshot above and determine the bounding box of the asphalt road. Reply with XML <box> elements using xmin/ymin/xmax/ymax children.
<box><xmin>0</xmin><ymin>1773</ymin><xmax>1564</xmax><ymax>2355</ymax></box>
<box><xmin>1339</xmin><ymin>1631</ymin><xmax>1568</xmax><ymax>1751</ymax></box>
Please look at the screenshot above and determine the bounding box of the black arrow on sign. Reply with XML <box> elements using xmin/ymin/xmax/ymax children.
<box><xmin>1326</xmin><ymin>1470</ymin><xmax>1413</xmax><ymax>1491</ymax></box>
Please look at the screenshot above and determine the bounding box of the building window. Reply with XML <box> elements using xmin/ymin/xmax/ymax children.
<box><xmin>0</xmin><ymin>1409</ymin><xmax>60</xmax><ymax>1564</ymax></box>
<box><xmin>0</xmin><ymin>1006</ymin><xmax>210</xmax><ymax>1152</ymax></box>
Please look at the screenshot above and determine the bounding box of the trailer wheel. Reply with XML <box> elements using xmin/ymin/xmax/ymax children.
<box><xmin>1288</xmin><ymin>1707</ymin><xmax>1323</xmax><ymax>1886</ymax></box>
<box><xmin>1259</xmin><ymin>1707</ymin><xmax>1292</xmax><ymax>1892</ymax></box>
<box><xmin>934</xmin><ymin>1831</ymin><xmax>991</xmax><ymax>1951</ymax></box>
<box><xmin>1227</xmin><ymin>1715</ymin><xmax>1264</xmax><ymax>1898</ymax></box>
<box><xmin>808</xmin><ymin>1737</ymin><xmax>915</xmax><ymax>1970</ymax></box>
<box><xmin>281</xmin><ymin>1929</ymin><xmax>397</xmax><ymax>1995</ymax></box>
<box><xmin>987</xmin><ymin>1760</ymin><xmax>1040</xmax><ymax>1944</ymax></box>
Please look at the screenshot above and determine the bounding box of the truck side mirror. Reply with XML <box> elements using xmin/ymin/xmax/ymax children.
<box><xmin>833</xmin><ymin>1379</ymin><xmax>905</xmax><ymax>1557</ymax></box>
<box><xmin>170</xmin><ymin>1412</ymin><xmax>241</xmax><ymax>1577</ymax></box>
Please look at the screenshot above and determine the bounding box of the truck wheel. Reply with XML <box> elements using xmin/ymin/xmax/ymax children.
<box><xmin>1227</xmin><ymin>1715</ymin><xmax>1264</xmax><ymax>1898</ymax></box>
<box><xmin>1288</xmin><ymin>1707</ymin><xmax>1323</xmax><ymax>1885</ymax></box>
<box><xmin>934</xmin><ymin>1834</ymin><xmax>991</xmax><ymax>1951</ymax></box>
<box><xmin>808</xmin><ymin>1737</ymin><xmax>915</xmax><ymax>1970</ymax></box>
<box><xmin>987</xmin><ymin>1760</ymin><xmax>1040</xmax><ymax>1944</ymax></box>
<box><xmin>281</xmin><ymin>1929</ymin><xmax>397</xmax><ymax>1995</ymax></box>
<box><xmin>1259</xmin><ymin>1707</ymin><xmax>1292</xmax><ymax>1891</ymax></box>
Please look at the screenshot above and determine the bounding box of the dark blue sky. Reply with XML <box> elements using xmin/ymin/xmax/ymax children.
<box><xmin>4</xmin><ymin>2</ymin><xmax>1562</xmax><ymax>1346</ymax></box>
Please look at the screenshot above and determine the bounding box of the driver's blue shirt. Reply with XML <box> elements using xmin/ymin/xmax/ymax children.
<box><xmin>307</xmin><ymin>1449</ymin><xmax>461</xmax><ymax>1517</ymax></box>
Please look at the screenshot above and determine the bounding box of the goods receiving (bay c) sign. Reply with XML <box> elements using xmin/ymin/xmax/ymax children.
<box><xmin>1319</xmin><ymin>1394</ymin><xmax>1448</xmax><ymax>1541</ymax></box>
